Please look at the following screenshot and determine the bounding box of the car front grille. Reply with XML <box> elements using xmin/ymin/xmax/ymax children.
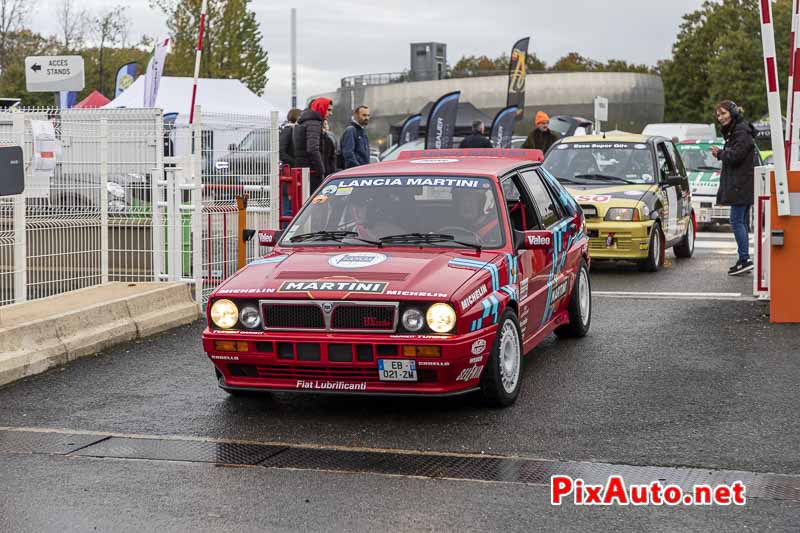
<box><xmin>262</xmin><ymin>303</ymin><xmax>325</xmax><ymax>329</ymax></box>
<box><xmin>260</xmin><ymin>300</ymin><xmax>398</xmax><ymax>332</ymax></box>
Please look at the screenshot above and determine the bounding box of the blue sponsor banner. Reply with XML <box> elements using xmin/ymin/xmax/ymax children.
<box><xmin>115</xmin><ymin>62</ymin><xmax>138</xmax><ymax>97</ymax></box>
<box><xmin>490</xmin><ymin>106</ymin><xmax>518</xmax><ymax>148</ymax></box>
<box><xmin>425</xmin><ymin>91</ymin><xmax>460</xmax><ymax>150</ymax></box>
<box><xmin>399</xmin><ymin>114</ymin><xmax>422</xmax><ymax>144</ymax></box>
<box><xmin>58</xmin><ymin>91</ymin><xmax>77</xmax><ymax>109</ymax></box>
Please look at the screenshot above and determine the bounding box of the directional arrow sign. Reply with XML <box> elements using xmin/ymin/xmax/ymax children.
<box><xmin>25</xmin><ymin>56</ymin><xmax>85</xmax><ymax>93</ymax></box>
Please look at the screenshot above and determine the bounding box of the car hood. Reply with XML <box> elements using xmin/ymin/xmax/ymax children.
<box><xmin>214</xmin><ymin>249</ymin><xmax>499</xmax><ymax>302</ymax></box>
<box><xmin>566</xmin><ymin>184</ymin><xmax>657</xmax><ymax>204</ymax></box>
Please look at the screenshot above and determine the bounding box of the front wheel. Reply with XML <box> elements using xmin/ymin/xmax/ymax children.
<box><xmin>480</xmin><ymin>309</ymin><xmax>523</xmax><ymax>408</ymax></box>
<box><xmin>638</xmin><ymin>221</ymin><xmax>664</xmax><ymax>272</ymax></box>
<box><xmin>555</xmin><ymin>259</ymin><xmax>591</xmax><ymax>338</ymax></box>
<box><xmin>673</xmin><ymin>214</ymin><xmax>695</xmax><ymax>259</ymax></box>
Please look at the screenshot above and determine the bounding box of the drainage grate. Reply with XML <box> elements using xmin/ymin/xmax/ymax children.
<box><xmin>74</xmin><ymin>437</ymin><xmax>286</xmax><ymax>465</ymax></box>
<box><xmin>1</xmin><ymin>429</ymin><xmax>798</xmax><ymax>501</ymax></box>
<box><xmin>0</xmin><ymin>430</ymin><xmax>109</xmax><ymax>455</ymax></box>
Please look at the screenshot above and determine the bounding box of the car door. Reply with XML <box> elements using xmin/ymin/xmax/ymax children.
<box><xmin>499</xmin><ymin>173</ymin><xmax>548</xmax><ymax>346</ymax></box>
<box><xmin>664</xmin><ymin>140</ymin><xmax>691</xmax><ymax>239</ymax></box>
<box><xmin>519</xmin><ymin>168</ymin><xmax>577</xmax><ymax>333</ymax></box>
<box><xmin>655</xmin><ymin>141</ymin><xmax>681</xmax><ymax>243</ymax></box>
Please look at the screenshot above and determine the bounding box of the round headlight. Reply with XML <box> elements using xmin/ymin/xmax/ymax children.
<box><xmin>426</xmin><ymin>303</ymin><xmax>456</xmax><ymax>333</ymax></box>
<box><xmin>240</xmin><ymin>306</ymin><xmax>261</xmax><ymax>329</ymax></box>
<box><xmin>402</xmin><ymin>308</ymin><xmax>425</xmax><ymax>332</ymax></box>
<box><xmin>210</xmin><ymin>299</ymin><xmax>239</xmax><ymax>329</ymax></box>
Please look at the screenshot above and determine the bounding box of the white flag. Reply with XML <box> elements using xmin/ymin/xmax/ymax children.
<box><xmin>144</xmin><ymin>37</ymin><xmax>171</xmax><ymax>108</ymax></box>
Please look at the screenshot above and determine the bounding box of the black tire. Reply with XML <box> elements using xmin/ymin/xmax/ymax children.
<box><xmin>555</xmin><ymin>259</ymin><xmax>591</xmax><ymax>338</ymax></box>
<box><xmin>638</xmin><ymin>221</ymin><xmax>664</xmax><ymax>272</ymax></box>
<box><xmin>673</xmin><ymin>214</ymin><xmax>695</xmax><ymax>259</ymax></box>
<box><xmin>480</xmin><ymin>308</ymin><xmax>523</xmax><ymax>408</ymax></box>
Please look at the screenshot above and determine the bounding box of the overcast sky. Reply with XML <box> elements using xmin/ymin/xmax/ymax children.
<box><xmin>30</xmin><ymin>0</ymin><xmax>706</xmax><ymax>109</ymax></box>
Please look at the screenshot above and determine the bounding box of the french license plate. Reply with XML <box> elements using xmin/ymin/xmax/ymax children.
<box><xmin>378</xmin><ymin>359</ymin><xmax>417</xmax><ymax>382</ymax></box>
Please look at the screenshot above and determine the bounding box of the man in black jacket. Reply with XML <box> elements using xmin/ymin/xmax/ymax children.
<box><xmin>711</xmin><ymin>100</ymin><xmax>756</xmax><ymax>276</ymax></box>
<box><xmin>459</xmin><ymin>121</ymin><xmax>493</xmax><ymax>149</ymax></box>
<box><xmin>294</xmin><ymin>98</ymin><xmax>332</xmax><ymax>192</ymax></box>
<box><xmin>522</xmin><ymin>111</ymin><xmax>560</xmax><ymax>155</ymax></box>
<box><xmin>279</xmin><ymin>108</ymin><xmax>301</xmax><ymax>167</ymax></box>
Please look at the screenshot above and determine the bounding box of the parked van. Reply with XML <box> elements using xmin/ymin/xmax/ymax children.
<box><xmin>642</xmin><ymin>123</ymin><xmax>717</xmax><ymax>141</ymax></box>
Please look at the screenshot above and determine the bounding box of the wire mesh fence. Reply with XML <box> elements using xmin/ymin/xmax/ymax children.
<box><xmin>0</xmin><ymin>107</ymin><xmax>280</xmax><ymax>310</ymax></box>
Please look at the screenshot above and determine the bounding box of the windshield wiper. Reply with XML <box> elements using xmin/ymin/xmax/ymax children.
<box><xmin>573</xmin><ymin>173</ymin><xmax>637</xmax><ymax>184</ymax></box>
<box><xmin>290</xmin><ymin>230</ymin><xmax>380</xmax><ymax>246</ymax></box>
<box><xmin>378</xmin><ymin>233</ymin><xmax>482</xmax><ymax>252</ymax></box>
<box><xmin>692</xmin><ymin>166</ymin><xmax>721</xmax><ymax>172</ymax></box>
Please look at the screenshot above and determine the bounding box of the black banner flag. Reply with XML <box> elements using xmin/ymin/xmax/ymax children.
<box><xmin>507</xmin><ymin>38</ymin><xmax>530</xmax><ymax>120</ymax></box>
<box><xmin>425</xmin><ymin>91</ymin><xmax>460</xmax><ymax>149</ymax></box>
<box><xmin>398</xmin><ymin>114</ymin><xmax>422</xmax><ymax>145</ymax></box>
<box><xmin>490</xmin><ymin>106</ymin><xmax>518</xmax><ymax>148</ymax></box>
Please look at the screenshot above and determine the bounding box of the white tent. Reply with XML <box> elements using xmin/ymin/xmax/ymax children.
<box><xmin>104</xmin><ymin>76</ymin><xmax>280</xmax><ymax>118</ymax></box>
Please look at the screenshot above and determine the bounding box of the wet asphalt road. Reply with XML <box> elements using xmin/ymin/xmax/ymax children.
<box><xmin>1</xmin><ymin>237</ymin><xmax>798</xmax><ymax>531</ymax></box>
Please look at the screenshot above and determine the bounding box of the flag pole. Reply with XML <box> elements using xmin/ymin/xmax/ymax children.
<box><xmin>189</xmin><ymin>0</ymin><xmax>208</xmax><ymax>125</ymax></box>
<box><xmin>758</xmin><ymin>0</ymin><xmax>791</xmax><ymax>216</ymax></box>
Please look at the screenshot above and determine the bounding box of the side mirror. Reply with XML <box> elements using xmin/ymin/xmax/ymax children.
<box><xmin>516</xmin><ymin>230</ymin><xmax>554</xmax><ymax>250</ymax></box>
<box><xmin>258</xmin><ymin>229</ymin><xmax>283</xmax><ymax>246</ymax></box>
<box><xmin>666</xmin><ymin>175</ymin><xmax>684</xmax><ymax>186</ymax></box>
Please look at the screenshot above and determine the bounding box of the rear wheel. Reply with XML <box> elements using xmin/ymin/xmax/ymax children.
<box><xmin>480</xmin><ymin>309</ymin><xmax>523</xmax><ymax>408</ymax></box>
<box><xmin>638</xmin><ymin>221</ymin><xmax>664</xmax><ymax>272</ymax></box>
<box><xmin>673</xmin><ymin>214</ymin><xmax>695</xmax><ymax>258</ymax></box>
<box><xmin>555</xmin><ymin>260</ymin><xmax>591</xmax><ymax>338</ymax></box>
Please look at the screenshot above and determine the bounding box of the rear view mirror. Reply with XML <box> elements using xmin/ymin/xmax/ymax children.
<box><xmin>518</xmin><ymin>230</ymin><xmax>554</xmax><ymax>250</ymax></box>
<box><xmin>258</xmin><ymin>229</ymin><xmax>283</xmax><ymax>246</ymax></box>
<box><xmin>0</xmin><ymin>146</ymin><xmax>25</xmax><ymax>196</ymax></box>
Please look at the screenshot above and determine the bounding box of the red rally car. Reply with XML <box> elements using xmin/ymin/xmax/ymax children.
<box><xmin>202</xmin><ymin>149</ymin><xmax>591</xmax><ymax>407</ymax></box>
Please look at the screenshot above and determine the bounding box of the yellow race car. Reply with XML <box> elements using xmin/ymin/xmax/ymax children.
<box><xmin>542</xmin><ymin>134</ymin><xmax>695</xmax><ymax>271</ymax></box>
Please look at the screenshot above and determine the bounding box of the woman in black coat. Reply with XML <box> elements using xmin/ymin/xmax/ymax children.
<box><xmin>711</xmin><ymin>100</ymin><xmax>757</xmax><ymax>276</ymax></box>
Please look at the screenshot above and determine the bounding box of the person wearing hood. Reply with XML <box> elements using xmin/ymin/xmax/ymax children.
<box><xmin>279</xmin><ymin>108</ymin><xmax>301</xmax><ymax>167</ymax></box>
<box><xmin>522</xmin><ymin>111</ymin><xmax>560</xmax><ymax>155</ymax></box>
<box><xmin>294</xmin><ymin>97</ymin><xmax>333</xmax><ymax>192</ymax></box>
<box><xmin>710</xmin><ymin>100</ymin><xmax>757</xmax><ymax>276</ymax></box>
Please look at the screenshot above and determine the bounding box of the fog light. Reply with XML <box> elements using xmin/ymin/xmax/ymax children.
<box><xmin>402</xmin><ymin>346</ymin><xmax>442</xmax><ymax>357</ymax></box>
<box><xmin>214</xmin><ymin>340</ymin><xmax>249</xmax><ymax>352</ymax></box>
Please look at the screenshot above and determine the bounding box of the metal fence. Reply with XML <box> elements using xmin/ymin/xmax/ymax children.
<box><xmin>0</xmin><ymin>106</ymin><xmax>280</xmax><ymax>310</ymax></box>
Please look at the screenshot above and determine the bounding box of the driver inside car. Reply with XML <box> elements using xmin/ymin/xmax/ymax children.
<box><xmin>450</xmin><ymin>188</ymin><xmax>501</xmax><ymax>245</ymax></box>
<box><xmin>345</xmin><ymin>187</ymin><xmax>406</xmax><ymax>240</ymax></box>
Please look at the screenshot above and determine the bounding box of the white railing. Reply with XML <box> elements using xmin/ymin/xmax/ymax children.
<box><xmin>0</xmin><ymin>107</ymin><xmax>280</xmax><ymax>310</ymax></box>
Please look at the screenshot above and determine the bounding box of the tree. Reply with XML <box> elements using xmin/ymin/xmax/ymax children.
<box><xmin>0</xmin><ymin>30</ymin><xmax>60</xmax><ymax>106</ymax></box>
<box><xmin>90</xmin><ymin>6</ymin><xmax>130</xmax><ymax>96</ymax></box>
<box><xmin>0</xmin><ymin>0</ymin><xmax>34</xmax><ymax>74</ymax></box>
<box><xmin>57</xmin><ymin>0</ymin><xmax>88</xmax><ymax>51</ymax></box>
<box><xmin>152</xmin><ymin>0</ymin><xmax>270</xmax><ymax>95</ymax></box>
<box><xmin>550</xmin><ymin>52</ymin><xmax>601</xmax><ymax>72</ymax></box>
<box><xmin>661</xmin><ymin>0</ymin><xmax>792</xmax><ymax>122</ymax></box>
<box><xmin>450</xmin><ymin>52</ymin><xmax>547</xmax><ymax>78</ymax></box>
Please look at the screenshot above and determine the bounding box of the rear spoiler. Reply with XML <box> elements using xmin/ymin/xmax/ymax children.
<box><xmin>397</xmin><ymin>148</ymin><xmax>544</xmax><ymax>162</ymax></box>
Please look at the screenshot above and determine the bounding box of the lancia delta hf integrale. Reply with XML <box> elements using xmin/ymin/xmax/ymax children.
<box><xmin>203</xmin><ymin>149</ymin><xmax>591</xmax><ymax>407</ymax></box>
<box><xmin>543</xmin><ymin>134</ymin><xmax>695</xmax><ymax>272</ymax></box>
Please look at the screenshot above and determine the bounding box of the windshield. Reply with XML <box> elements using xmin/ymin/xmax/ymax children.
<box><xmin>543</xmin><ymin>142</ymin><xmax>656</xmax><ymax>184</ymax></box>
<box><xmin>676</xmin><ymin>144</ymin><xmax>722</xmax><ymax>172</ymax></box>
<box><xmin>282</xmin><ymin>175</ymin><xmax>505</xmax><ymax>248</ymax></box>
<box><xmin>380</xmin><ymin>139</ymin><xmax>425</xmax><ymax>161</ymax></box>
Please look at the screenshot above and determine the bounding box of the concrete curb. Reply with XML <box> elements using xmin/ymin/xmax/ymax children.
<box><xmin>0</xmin><ymin>283</ymin><xmax>200</xmax><ymax>387</ymax></box>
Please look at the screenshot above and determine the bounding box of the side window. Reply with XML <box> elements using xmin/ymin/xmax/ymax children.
<box><xmin>656</xmin><ymin>143</ymin><xmax>674</xmax><ymax>181</ymax></box>
<box><xmin>501</xmin><ymin>174</ymin><xmax>540</xmax><ymax>231</ymax></box>
<box><xmin>664</xmin><ymin>141</ymin><xmax>686</xmax><ymax>176</ymax></box>
<box><xmin>519</xmin><ymin>169</ymin><xmax>561</xmax><ymax>227</ymax></box>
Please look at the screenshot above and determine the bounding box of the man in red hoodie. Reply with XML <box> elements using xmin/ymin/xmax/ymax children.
<box><xmin>294</xmin><ymin>97</ymin><xmax>333</xmax><ymax>192</ymax></box>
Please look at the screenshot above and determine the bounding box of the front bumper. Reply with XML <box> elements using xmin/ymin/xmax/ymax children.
<box><xmin>585</xmin><ymin>220</ymin><xmax>654</xmax><ymax>259</ymax></box>
<box><xmin>692</xmin><ymin>197</ymin><xmax>729</xmax><ymax>223</ymax></box>
<box><xmin>202</xmin><ymin>327</ymin><xmax>497</xmax><ymax>395</ymax></box>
